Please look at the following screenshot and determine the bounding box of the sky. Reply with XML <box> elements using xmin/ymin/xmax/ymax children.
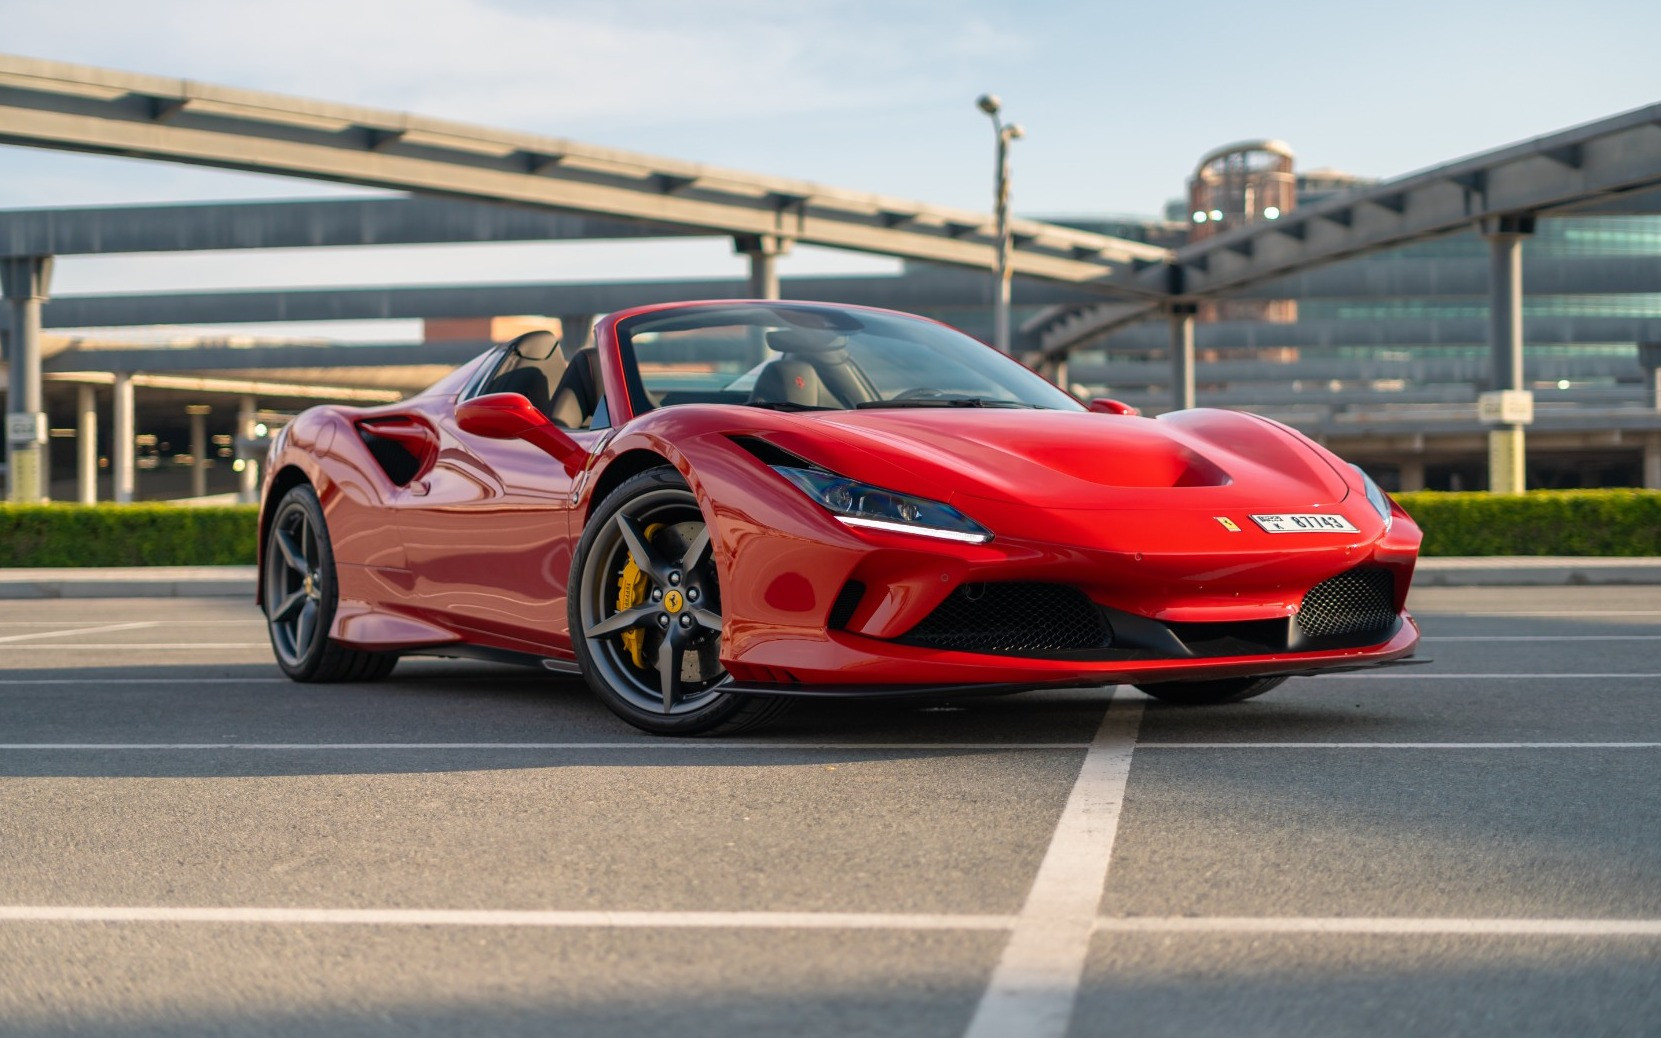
<box><xmin>3</xmin><ymin>0</ymin><xmax>1658</xmax><ymax>341</ymax></box>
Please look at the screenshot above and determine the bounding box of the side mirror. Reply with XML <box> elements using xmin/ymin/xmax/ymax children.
<box><xmin>456</xmin><ymin>392</ymin><xmax>587</xmax><ymax>475</ymax></box>
<box><xmin>1088</xmin><ymin>398</ymin><xmax>1141</xmax><ymax>416</ymax></box>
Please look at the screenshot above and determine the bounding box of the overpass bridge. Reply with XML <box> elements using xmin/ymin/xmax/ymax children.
<box><xmin>2</xmin><ymin>53</ymin><xmax>1660</xmax><ymax>499</ymax></box>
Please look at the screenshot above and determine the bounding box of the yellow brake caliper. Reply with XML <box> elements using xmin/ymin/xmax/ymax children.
<box><xmin>615</xmin><ymin>523</ymin><xmax>664</xmax><ymax>669</ymax></box>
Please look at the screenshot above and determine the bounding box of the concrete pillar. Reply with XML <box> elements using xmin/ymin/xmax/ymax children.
<box><xmin>557</xmin><ymin>314</ymin><xmax>595</xmax><ymax>356</ymax></box>
<box><xmin>236</xmin><ymin>396</ymin><xmax>259</xmax><ymax>504</ymax></box>
<box><xmin>187</xmin><ymin>404</ymin><xmax>210</xmax><ymax>499</ymax></box>
<box><xmin>1640</xmin><ymin>343</ymin><xmax>1661</xmax><ymax>410</ymax></box>
<box><xmin>1644</xmin><ymin>436</ymin><xmax>1661</xmax><ymax>491</ymax></box>
<box><xmin>1168</xmin><ymin>304</ymin><xmax>1197</xmax><ymax>411</ymax></box>
<box><xmin>1398</xmin><ymin>458</ymin><xmax>1426</xmax><ymax>493</ymax></box>
<box><xmin>76</xmin><ymin>384</ymin><xmax>97</xmax><ymax>504</ymax></box>
<box><xmin>2</xmin><ymin>256</ymin><xmax>54</xmax><ymax>503</ymax></box>
<box><xmin>1483</xmin><ymin>217</ymin><xmax>1534</xmax><ymax>495</ymax></box>
<box><xmin>1050</xmin><ymin>358</ymin><xmax>1069</xmax><ymax>392</ymax></box>
<box><xmin>113</xmin><ymin>372</ymin><xmax>135</xmax><ymax>504</ymax></box>
<box><xmin>735</xmin><ymin>235</ymin><xmax>791</xmax><ymax>300</ymax></box>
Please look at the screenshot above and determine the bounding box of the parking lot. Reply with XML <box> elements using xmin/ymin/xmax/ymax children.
<box><xmin>1</xmin><ymin>584</ymin><xmax>1658</xmax><ymax>1037</ymax></box>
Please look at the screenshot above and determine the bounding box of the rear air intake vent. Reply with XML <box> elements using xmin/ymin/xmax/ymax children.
<box><xmin>1297</xmin><ymin>568</ymin><xmax>1396</xmax><ymax>640</ymax></box>
<box><xmin>900</xmin><ymin>583</ymin><xmax>1110</xmax><ymax>655</ymax></box>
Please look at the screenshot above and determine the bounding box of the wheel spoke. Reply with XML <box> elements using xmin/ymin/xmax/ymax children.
<box><xmin>270</xmin><ymin>588</ymin><xmax>306</xmax><ymax>623</ymax></box>
<box><xmin>678</xmin><ymin>526</ymin><xmax>711</xmax><ymax>573</ymax></box>
<box><xmin>585</xmin><ymin>604</ymin><xmax>659</xmax><ymax>639</ymax></box>
<box><xmin>274</xmin><ymin>528</ymin><xmax>307</xmax><ymax>574</ymax></box>
<box><xmin>295</xmin><ymin>599</ymin><xmax>318</xmax><ymax>658</ymax></box>
<box><xmin>690</xmin><ymin>607</ymin><xmax>723</xmax><ymax>633</ymax></box>
<box><xmin>656</xmin><ymin>632</ymin><xmax>683</xmax><ymax>713</ymax></box>
<box><xmin>615</xmin><ymin>513</ymin><xmax>669</xmax><ymax>582</ymax></box>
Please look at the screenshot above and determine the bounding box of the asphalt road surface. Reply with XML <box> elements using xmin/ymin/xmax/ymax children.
<box><xmin>0</xmin><ymin>586</ymin><xmax>1657</xmax><ymax>1037</ymax></box>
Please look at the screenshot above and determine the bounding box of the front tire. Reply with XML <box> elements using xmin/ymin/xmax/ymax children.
<box><xmin>263</xmin><ymin>484</ymin><xmax>397</xmax><ymax>682</ymax></box>
<box><xmin>1135</xmin><ymin>675</ymin><xmax>1287</xmax><ymax>705</ymax></box>
<box><xmin>569</xmin><ymin>467</ymin><xmax>791</xmax><ymax>736</ymax></box>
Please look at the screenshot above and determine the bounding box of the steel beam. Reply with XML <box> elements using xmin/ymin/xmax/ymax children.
<box><xmin>1088</xmin><ymin>315</ymin><xmax>1661</xmax><ymax>352</ymax></box>
<box><xmin>43</xmin><ymin>272</ymin><xmax>1100</xmax><ymax>330</ymax></box>
<box><xmin>1098</xmin><ymin>100</ymin><xmax>1661</xmax><ymax>298</ymax></box>
<box><xmin>1232</xmin><ymin>251</ymin><xmax>1661</xmax><ymax>300</ymax></box>
<box><xmin>0</xmin><ymin>197</ymin><xmax>694</xmax><ymax>256</ymax></box>
<box><xmin>0</xmin><ymin>55</ymin><xmax>1166</xmax><ymax>291</ymax></box>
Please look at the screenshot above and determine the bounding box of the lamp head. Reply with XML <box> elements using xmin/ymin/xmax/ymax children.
<box><xmin>976</xmin><ymin>94</ymin><xmax>1001</xmax><ymax>116</ymax></box>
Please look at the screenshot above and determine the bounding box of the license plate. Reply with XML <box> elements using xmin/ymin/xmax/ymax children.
<box><xmin>1249</xmin><ymin>513</ymin><xmax>1359</xmax><ymax>534</ymax></box>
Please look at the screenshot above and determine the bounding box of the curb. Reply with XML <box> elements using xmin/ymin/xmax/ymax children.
<box><xmin>1</xmin><ymin>560</ymin><xmax>1658</xmax><ymax>600</ymax></box>
<box><xmin>1413</xmin><ymin>557</ymin><xmax>1661</xmax><ymax>587</ymax></box>
<box><xmin>0</xmin><ymin>567</ymin><xmax>257</xmax><ymax>600</ymax></box>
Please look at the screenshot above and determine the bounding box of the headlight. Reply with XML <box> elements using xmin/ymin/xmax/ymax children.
<box><xmin>1351</xmin><ymin>464</ymin><xmax>1393</xmax><ymax>531</ymax></box>
<box><xmin>771</xmin><ymin>466</ymin><xmax>992</xmax><ymax>544</ymax></box>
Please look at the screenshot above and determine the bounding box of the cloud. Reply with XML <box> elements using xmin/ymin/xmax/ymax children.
<box><xmin>5</xmin><ymin>0</ymin><xmax>1029</xmax><ymax>135</ymax></box>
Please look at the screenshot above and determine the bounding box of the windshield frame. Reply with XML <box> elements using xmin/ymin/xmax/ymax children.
<box><xmin>613</xmin><ymin>301</ymin><xmax>1084</xmax><ymax>417</ymax></box>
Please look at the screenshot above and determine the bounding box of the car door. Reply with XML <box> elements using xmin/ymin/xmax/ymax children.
<box><xmin>386</xmin><ymin>345</ymin><xmax>607</xmax><ymax>657</ymax></box>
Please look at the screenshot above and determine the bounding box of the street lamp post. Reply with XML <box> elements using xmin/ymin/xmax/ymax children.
<box><xmin>977</xmin><ymin>94</ymin><xmax>1023</xmax><ymax>353</ymax></box>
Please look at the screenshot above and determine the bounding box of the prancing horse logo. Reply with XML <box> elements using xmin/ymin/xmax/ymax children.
<box><xmin>663</xmin><ymin>589</ymin><xmax>685</xmax><ymax>613</ymax></box>
<box><xmin>1214</xmin><ymin>516</ymin><xmax>1242</xmax><ymax>532</ymax></box>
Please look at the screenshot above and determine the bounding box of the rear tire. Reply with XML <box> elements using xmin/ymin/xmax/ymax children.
<box><xmin>569</xmin><ymin>466</ymin><xmax>791</xmax><ymax>736</ymax></box>
<box><xmin>1135</xmin><ymin>675</ymin><xmax>1287</xmax><ymax>705</ymax></box>
<box><xmin>263</xmin><ymin>483</ymin><xmax>398</xmax><ymax>683</ymax></box>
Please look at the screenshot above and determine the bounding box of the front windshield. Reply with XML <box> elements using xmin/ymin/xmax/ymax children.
<box><xmin>615</xmin><ymin>303</ymin><xmax>1084</xmax><ymax>415</ymax></box>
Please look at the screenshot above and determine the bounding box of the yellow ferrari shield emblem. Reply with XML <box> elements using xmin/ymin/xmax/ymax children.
<box><xmin>1214</xmin><ymin>516</ymin><xmax>1241</xmax><ymax>532</ymax></box>
<box><xmin>663</xmin><ymin>589</ymin><xmax>685</xmax><ymax>614</ymax></box>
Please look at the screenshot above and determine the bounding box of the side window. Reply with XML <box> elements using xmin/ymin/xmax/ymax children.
<box><xmin>458</xmin><ymin>348</ymin><xmax>511</xmax><ymax>402</ymax></box>
<box><xmin>549</xmin><ymin>347</ymin><xmax>606</xmax><ymax>430</ymax></box>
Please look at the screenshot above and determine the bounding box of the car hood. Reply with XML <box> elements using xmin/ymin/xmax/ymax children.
<box><xmin>799</xmin><ymin>407</ymin><xmax>1353</xmax><ymax>509</ymax></box>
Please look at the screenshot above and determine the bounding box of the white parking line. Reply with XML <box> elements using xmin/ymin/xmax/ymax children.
<box><xmin>0</xmin><ymin>742</ymin><xmax>1090</xmax><ymax>752</ymax></box>
<box><xmin>4</xmin><ymin>741</ymin><xmax>1655</xmax><ymax>752</ymax></box>
<box><xmin>1413</xmin><ymin>611</ymin><xmax>1661</xmax><ymax>617</ymax></box>
<box><xmin>1139</xmin><ymin>742</ymin><xmax>1661</xmax><ymax>750</ymax></box>
<box><xmin>964</xmin><ymin>690</ymin><xmax>1143</xmax><ymax>1038</ymax></box>
<box><xmin>0</xmin><ymin>905</ymin><xmax>1010</xmax><ymax>930</ymax></box>
<box><xmin>0</xmin><ymin>622</ymin><xmax>159</xmax><ymax>644</ymax></box>
<box><xmin>2</xmin><ymin>643</ymin><xmax>270</xmax><ymax>650</ymax></box>
<box><xmin>1094</xmin><ymin>917</ymin><xmax>1661</xmax><ymax>936</ymax></box>
<box><xmin>1423</xmin><ymin>636</ymin><xmax>1661</xmax><ymax>641</ymax></box>
<box><xmin>0</xmin><ymin>679</ymin><xmax>287</xmax><ymax>685</ymax></box>
<box><xmin>1326</xmin><ymin>673</ymin><xmax>1661</xmax><ymax>680</ymax></box>
<box><xmin>3</xmin><ymin>905</ymin><xmax>1654</xmax><ymax>939</ymax></box>
<box><xmin>0</xmin><ymin>621</ymin><xmax>256</xmax><ymax>628</ymax></box>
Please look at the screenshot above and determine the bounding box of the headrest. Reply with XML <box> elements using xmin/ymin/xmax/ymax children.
<box><xmin>506</xmin><ymin>330</ymin><xmax>561</xmax><ymax>361</ymax></box>
<box><xmin>766</xmin><ymin>328</ymin><xmax>846</xmax><ymax>355</ymax></box>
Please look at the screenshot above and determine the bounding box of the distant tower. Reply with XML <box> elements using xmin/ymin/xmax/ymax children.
<box><xmin>1187</xmin><ymin>140</ymin><xmax>1297</xmax><ymax>322</ymax></box>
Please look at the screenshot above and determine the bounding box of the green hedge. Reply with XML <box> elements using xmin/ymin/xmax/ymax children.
<box><xmin>0</xmin><ymin>504</ymin><xmax>259</xmax><ymax>567</ymax></box>
<box><xmin>1396</xmin><ymin>489</ymin><xmax>1661</xmax><ymax>557</ymax></box>
<box><xmin>2</xmin><ymin>491</ymin><xmax>1659</xmax><ymax>566</ymax></box>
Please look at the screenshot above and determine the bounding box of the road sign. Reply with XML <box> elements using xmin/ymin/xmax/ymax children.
<box><xmin>5</xmin><ymin>412</ymin><xmax>47</xmax><ymax>445</ymax></box>
<box><xmin>1477</xmin><ymin>390</ymin><xmax>1534</xmax><ymax>425</ymax></box>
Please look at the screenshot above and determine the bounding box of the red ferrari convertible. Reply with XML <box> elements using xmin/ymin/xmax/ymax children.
<box><xmin>259</xmin><ymin>300</ymin><xmax>1421</xmax><ymax>734</ymax></box>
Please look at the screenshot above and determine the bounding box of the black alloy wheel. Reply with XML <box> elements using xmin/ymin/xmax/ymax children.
<box><xmin>570</xmin><ymin>467</ymin><xmax>791</xmax><ymax>736</ymax></box>
<box><xmin>264</xmin><ymin>484</ymin><xmax>396</xmax><ymax>682</ymax></box>
<box><xmin>1134</xmin><ymin>675</ymin><xmax>1287</xmax><ymax>705</ymax></box>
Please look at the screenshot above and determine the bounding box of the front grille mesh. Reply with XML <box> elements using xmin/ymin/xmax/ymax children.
<box><xmin>902</xmin><ymin>583</ymin><xmax>1110</xmax><ymax>655</ymax></box>
<box><xmin>1297</xmin><ymin>568</ymin><xmax>1396</xmax><ymax>639</ymax></box>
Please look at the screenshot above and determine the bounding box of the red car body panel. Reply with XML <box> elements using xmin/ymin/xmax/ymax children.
<box><xmin>259</xmin><ymin>301</ymin><xmax>1422</xmax><ymax>694</ymax></box>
